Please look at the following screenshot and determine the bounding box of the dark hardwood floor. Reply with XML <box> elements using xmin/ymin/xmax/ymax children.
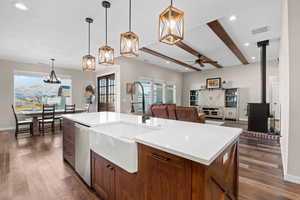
<box><xmin>0</xmin><ymin>126</ymin><xmax>300</xmax><ymax>200</ymax></box>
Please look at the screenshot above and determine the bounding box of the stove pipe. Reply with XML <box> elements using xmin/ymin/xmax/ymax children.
<box><xmin>257</xmin><ymin>40</ymin><xmax>269</xmax><ymax>103</ymax></box>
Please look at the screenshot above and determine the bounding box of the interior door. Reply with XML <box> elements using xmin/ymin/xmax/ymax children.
<box><xmin>98</xmin><ymin>74</ymin><xmax>115</xmax><ymax>112</ymax></box>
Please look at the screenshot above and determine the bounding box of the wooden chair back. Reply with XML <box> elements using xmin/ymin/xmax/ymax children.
<box><xmin>42</xmin><ymin>104</ymin><xmax>55</xmax><ymax>121</ymax></box>
<box><xmin>65</xmin><ymin>104</ymin><xmax>76</xmax><ymax>113</ymax></box>
<box><xmin>11</xmin><ymin>105</ymin><xmax>19</xmax><ymax>123</ymax></box>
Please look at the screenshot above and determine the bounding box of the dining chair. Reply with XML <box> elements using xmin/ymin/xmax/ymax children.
<box><xmin>12</xmin><ymin>105</ymin><xmax>33</xmax><ymax>138</ymax></box>
<box><xmin>56</xmin><ymin>104</ymin><xmax>76</xmax><ymax>129</ymax></box>
<box><xmin>39</xmin><ymin>104</ymin><xmax>55</xmax><ymax>135</ymax></box>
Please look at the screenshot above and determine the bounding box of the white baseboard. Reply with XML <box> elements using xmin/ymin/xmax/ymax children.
<box><xmin>284</xmin><ymin>174</ymin><xmax>300</xmax><ymax>184</ymax></box>
<box><xmin>0</xmin><ymin>127</ymin><xmax>14</xmax><ymax>131</ymax></box>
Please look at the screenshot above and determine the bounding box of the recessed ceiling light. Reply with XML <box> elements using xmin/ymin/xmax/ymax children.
<box><xmin>252</xmin><ymin>57</ymin><xmax>256</xmax><ymax>60</ymax></box>
<box><xmin>15</xmin><ymin>2</ymin><xmax>28</xmax><ymax>11</ymax></box>
<box><xmin>244</xmin><ymin>42</ymin><xmax>250</xmax><ymax>47</ymax></box>
<box><xmin>166</xmin><ymin>61</ymin><xmax>170</xmax><ymax>64</ymax></box>
<box><xmin>229</xmin><ymin>15</ymin><xmax>237</xmax><ymax>21</ymax></box>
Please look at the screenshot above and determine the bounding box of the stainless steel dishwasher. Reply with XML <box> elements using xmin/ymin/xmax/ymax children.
<box><xmin>74</xmin><ymin>123</ymin><xmax>91</xmax><ymax>186</ymax></box>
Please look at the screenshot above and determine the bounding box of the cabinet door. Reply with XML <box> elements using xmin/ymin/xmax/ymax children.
<box><xmin>140</xmin><ymin>145</ymin><xmax>191</xmax><ymax>200</ymax></box>
<box><xmin>92</xmin><ymin>152</ymin><xmax>115</xmax><ymax>200</ymax></box>
<box><xmin>115</xmin><ymin>169</ymin><xmax>142</xmax><ymax>200</ymax></box>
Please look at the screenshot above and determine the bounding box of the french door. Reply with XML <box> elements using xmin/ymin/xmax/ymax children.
<box><xmin>97</xmin><ymin>74</ymin><xmax>115</xmax><ymax>112</ymax></box>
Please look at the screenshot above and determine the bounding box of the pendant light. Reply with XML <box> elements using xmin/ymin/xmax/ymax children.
<box><xmin>120</xmin><ymin>0</ymin><xmax>139</xmax><ymax>58</ymax></box>
<box><xmin>159</xmin><ymin>0</ymin><xmax>184</xmax><ymax>45</ymax></box>
<box><xmin>99</xmin><ymin>1</ymin><xmax>114</xmax><ymax>66</ymax></box>
<box><xmin>44</xmin><ymin>58</ymin><xmax>61</xmax><ymax>84</ymax></box>
<box><xmin>82</xmin><ymin>18</ymin><xmax>96</xmax><ymax>72</ymax></box>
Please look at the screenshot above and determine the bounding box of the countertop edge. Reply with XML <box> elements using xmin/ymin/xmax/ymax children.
<box><xmin>135</xmin><ymin>132</ymin><xmax>241</xmax><ymax>166</ymax></box>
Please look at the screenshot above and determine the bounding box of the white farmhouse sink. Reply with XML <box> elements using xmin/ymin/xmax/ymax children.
<box><xmin>89</xmin><ymin>121</ymin><xmax>159</xmax><ymax>173</ymax></box>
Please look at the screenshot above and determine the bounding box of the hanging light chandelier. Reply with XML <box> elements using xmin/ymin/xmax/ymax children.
<box><xmin>159</xmin><ymin>0</ymin><xmax>184</xmax><ymax>45</ymax></box>
<box><xmin>82</xmin><ymin>18</ymin><xmax>96</xmax><ymax>72</ymax></box>
<box><xmin>120</xmin><ymin>0</ymin><xmax>139</xmax><ymax>58</ymax></box>
<box><xmin>44</xmin><ymin>58</ymin><xmax>61</xmax><ymax>84</ymax></box>
<box><xmin>98</xmin><ymin>1</ymin><xmax>114</xmax><ymax>66</ymax></box>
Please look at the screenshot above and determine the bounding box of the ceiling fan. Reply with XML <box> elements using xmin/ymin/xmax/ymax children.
<box><xmin>185</xmin><ymin>56</ymin><xmax>219</xmax><ymax>67</ymax></box>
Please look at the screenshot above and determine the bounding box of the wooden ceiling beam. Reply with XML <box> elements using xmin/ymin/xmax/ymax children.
<box><xmin>175</xmin><ymin>41</ymin><xmax>223</xmax><ymax>68</ymax></box>
<box><xmin>207</xmin><ymin>20</ymin><xmax>249</xmax><ymax>65</ymax></box>
<box><xmin>140</xmin><ymin>47</ymin><xmax>201</xmax><ymax>71</ymax></box>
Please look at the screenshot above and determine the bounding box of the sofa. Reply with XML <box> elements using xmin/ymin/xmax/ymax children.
<box><xmin>149</xmin><ymin>104</ymin><xmax>206</xmax><ymax>123</ymax></box>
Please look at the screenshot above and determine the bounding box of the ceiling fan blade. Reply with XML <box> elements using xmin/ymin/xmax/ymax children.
<box><xmin>195</xmin><ymin>59</ymin><xmax>205</xmax><ymax>67</ymax></box>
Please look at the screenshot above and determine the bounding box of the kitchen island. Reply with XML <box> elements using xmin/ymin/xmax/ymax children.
<box><xmin>62</xmin><ymin>112</ymin><xmax>242</xmax><ymax>200</ymax></box>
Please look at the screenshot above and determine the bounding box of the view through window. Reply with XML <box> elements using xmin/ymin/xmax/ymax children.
<box><xmin>14</xmin><ymin>74</ymin><xmax>72</xmax><ymax>112</ymax></box>
<box><xmin>137</xmin><ymin>79</ymin><xmax>176</xmax><ymax>112</ymax></box>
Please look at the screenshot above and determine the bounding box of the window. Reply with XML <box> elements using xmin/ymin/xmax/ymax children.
<box><xmin>14</xmin><ymin>74</ymin><xmax>72</xmax><ymax>112</ymax></box>
<box><xmin>97</xmin><ymin>74</ymin><xmax>116</xmax><ymax>112</ymax></box>
<box><xmin>153</xmin><ymin>82</ymin><xmax>163</xmax><ymax>104</ymax></box>
<box><xmin>165</xmin><ymin>84</ymin><xmax>176</xmax><ymax>104</ymax></box>
<box><xmin>137</xmin><ymin>80</ymin><xmax>152</xmax><ymax>112</ymax></box>
<box><xmin>136</xmin><ymin>79</ymin><xmax>176</xmax><ymax>112</ymax></box>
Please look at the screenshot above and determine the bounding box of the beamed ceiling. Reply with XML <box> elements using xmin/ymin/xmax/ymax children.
<box><xmin>0</xmin><ymin>0</ymin><xmax>281</xmax><ymax>72</ymax></box>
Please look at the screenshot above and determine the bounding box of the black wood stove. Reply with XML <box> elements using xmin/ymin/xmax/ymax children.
<box><xmin>248</xmin><ymin>40</ymin><xmax>270</xmax><ymax>133</ymax></box>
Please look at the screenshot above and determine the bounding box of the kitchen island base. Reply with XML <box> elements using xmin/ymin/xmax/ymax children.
<box><xmin>90</xmin><ymin>142</ymin><xmax>239</xmax><ymax>200</ymax></box>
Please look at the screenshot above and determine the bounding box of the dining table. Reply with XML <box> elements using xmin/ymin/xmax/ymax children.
<box><xmin>16</xmin><ymin>108</ymin><xmax>87</xmax><ymax>134</ymax></box>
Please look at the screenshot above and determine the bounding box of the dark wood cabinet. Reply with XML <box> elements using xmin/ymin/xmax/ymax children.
<box><xmin>115</xmin><ymin>167</ymin><xmax>142</xmax><ymax>200</ymax></box>
<box><xmin>91</xmin><ymin>151</ymin><xmax>142</xmax><ymax>200</ymax></box>
<box><xmin>91</xmin><ymin>141</ymin><xmax>239</xmax><ymax>200</ymax></box>
<box><xmin>139</xmin><ymin>145</ymin><xmax>191</xmax><ymax>200</ymax></box>
<box><xmin>62</xmin><ymin>119</ymin><xmax>75</xmax><ymax>168</ymax></box>
<box><xmin>92</xmin><ymin>152</ymin><xmax>116</xmax><ymax>200</ymax></box>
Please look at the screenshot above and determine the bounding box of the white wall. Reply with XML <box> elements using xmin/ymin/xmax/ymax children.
<box><xmin>280</xmin><ymin>0</ymin><xmax>300</xmax><ymax>184</ymax></box>
<box><xmin>116</xmin><ymin>57</ymin><xmax>184</xmax><ymax>113</ymax></box>
<box><xmin>279</xmin><ymin>0</ymin><xmax>290</xmax><ymax>178</ymax></box>
<box><xmin>182</xmin><ymin>60</ymin><xmax>279</xmax><ymax>120</ymax></box>
<box><xmin>0</xmin><ymin>59</ymin><xmax>96</xmax><ymax>130</ymax></box>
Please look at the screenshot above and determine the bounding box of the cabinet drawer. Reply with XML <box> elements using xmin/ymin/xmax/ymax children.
<box><xmin>63</xmin><ymin>139</ymin><xmax>75</xmax><ymax>168</ymax></box>
<box><xmin>139</xmin><ymin>145</ymin><xmax>188</xmax><ymax>169</ymax></box>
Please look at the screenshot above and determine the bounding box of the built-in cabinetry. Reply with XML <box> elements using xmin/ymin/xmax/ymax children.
<box><xmin>62</xmin><ymin>117</ymin><xmax>239</xmax><ymax>200</ymax></box>
<box><xmin>190</xmin><ymin>88</ymin><xmax>239</xmax><ymax>120</ymax></box>
<box><xmin>91</xmin><ymin>142</ymin><xmax>239</xmax><ymax>200</ymax></box>
<box><xmin>139</xmin><ymin>145</ymin><xmax>191</xmax><ymax>200</ymax></box>
<box><xmin>91</xmin><ymin>151</ymin><xmax>142</xmax><ymax>200</ymax></box>
<box><xmin>224</xmin><ymin>88</ymin><xmax>239</xmax><ymax>120</ymax></box>
<box><xmin>63</xmin><ymin>119</ymin><xmax>75</xmax><ymax>168</ymax></box>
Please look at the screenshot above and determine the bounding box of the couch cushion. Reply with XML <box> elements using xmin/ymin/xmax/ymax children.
<box><xmin>175</xmin><ymin>106</ymin><xmax>199</xmax><ymax>123</ymax></box>
<box><xmin>150</xmin><ymin>104</ymin><xmax>169</xmax><ymax>119</ymax></box>
<box><xmin>165</xmin><ymin>104</ymin><xmax>177</xmax><ymax>120</ymax></box>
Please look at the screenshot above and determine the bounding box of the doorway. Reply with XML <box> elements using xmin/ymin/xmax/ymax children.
<box><xmin>97</xmin><ymin>74</ymin><xmax>116</xmax><ymax>112</ymax></box>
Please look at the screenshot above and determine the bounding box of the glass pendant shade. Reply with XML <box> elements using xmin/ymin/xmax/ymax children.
<box><xmin>99</xmin><ymin>1</ymin><xmax>114</xmax><ymax>66</ymax></box>
<box><xmin>120</xmin><ymin>0</ymin><xmax>139</xmax><ymax>58</ymax></box>
<box><xmin>159</xmin><ymin>5</ymin><xmax>184</xmax><ymax>45</ymax></box>
<box><xmin>99</xmin><ymin>45</ymin><xmax>114</xmax><ymax>66</ymax></box>
<box><xmin>82</xmin><ymin>55</ymin><xmax>96</xmax><ymax>72</ymax></box>
<box><xmin>120</xmin><ymin>31</ymin><xmax>139</xmax><ymax>58</ymax></box>
<box><xmin>82</xmin><ymin>17</ymin><xmax>96</xmax><ymax>72</ymax></box>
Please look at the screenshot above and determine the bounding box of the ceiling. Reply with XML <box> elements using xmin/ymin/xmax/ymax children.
<box><xmin>0</xmin><ymin>0</ymin><xmax>281</xmax><ymax>72</ymax></box>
